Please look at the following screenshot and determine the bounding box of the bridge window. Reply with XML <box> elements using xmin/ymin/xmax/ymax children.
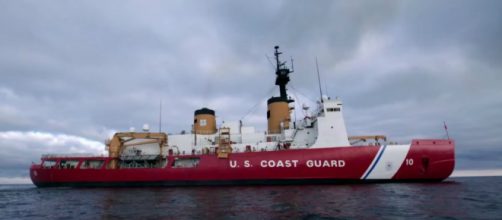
<box><xmin>327</xmin><ymin>108</ymin><xmax>340</xmax><ymax>112</ymax></box>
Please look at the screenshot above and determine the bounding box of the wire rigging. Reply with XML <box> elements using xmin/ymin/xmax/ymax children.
<box><xmin>239</xmin><ymin>85</ymin><xmax>277</xmax><ymax>121</ymax></box>
<box><xmin>265</xmin><ymin>54</ymin><xmax>276</xmax><ymax>70</ymax></box>
<box><xmin>288</xmin><ymin>84</ymin><xmax>317</xmax><ymax>104</ymax></box>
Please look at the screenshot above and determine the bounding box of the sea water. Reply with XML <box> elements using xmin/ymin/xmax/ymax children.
<box><xmin>0</xmin><ymin>177</ymin><xmax>501</xmax><ymax>219</ymax></box>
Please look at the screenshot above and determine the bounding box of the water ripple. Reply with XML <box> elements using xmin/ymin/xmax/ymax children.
<box><xmin>0</xmin><ymin>177</ymin><xmax>501</xmax><ymax>219</ymax></box>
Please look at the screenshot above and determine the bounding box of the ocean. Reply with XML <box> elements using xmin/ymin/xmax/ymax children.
<box><xmin>1</xmin><ymin>177</ymin><xmax>501</xmax><ymax>219</ymax></box>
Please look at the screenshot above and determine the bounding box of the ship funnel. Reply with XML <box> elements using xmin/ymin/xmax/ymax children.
<box><xmin>267</xmin><ymin>97</ymin><xmax>290</xmax><ymax>134</ymax></box>
<box><xmin>194</xmin><ymin>108</ymin><xmax>217</xmax><ymax>134</ymax></box>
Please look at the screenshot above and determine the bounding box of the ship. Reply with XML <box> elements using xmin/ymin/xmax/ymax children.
<box><xmin>30</xmin><ymin>46</ymin><xmax>455</xmax><ymax>187</ymax></box>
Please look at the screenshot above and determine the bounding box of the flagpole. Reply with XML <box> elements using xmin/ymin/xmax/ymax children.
<box><xmin>443</xmin><ymin>121</ymin><xmax>450</xmax><ymax>140</ymax></box>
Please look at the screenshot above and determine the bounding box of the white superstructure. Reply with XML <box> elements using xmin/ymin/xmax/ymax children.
<box><xmin>122</xmin><ymin>96</ymin><xmax>350</xmax><ymax>156</ymax></box>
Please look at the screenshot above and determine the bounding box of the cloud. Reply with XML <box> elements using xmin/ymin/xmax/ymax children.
<box><xmin>0</xmin><ymin>131</ymin><xmax>107</xmax><ymax>177</ymax></box>
<box><xmin>0</xmin><ymin>0</ymin><xmax>501</xmax><ymax>181</ymax></box>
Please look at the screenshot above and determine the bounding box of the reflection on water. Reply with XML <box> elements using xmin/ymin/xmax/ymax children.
<box><xmin>0</xmin><ymin>177</ymin><xmax>501</xmax><ymax>219</ymax></box>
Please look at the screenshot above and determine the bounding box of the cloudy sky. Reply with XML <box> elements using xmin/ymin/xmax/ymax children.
<box><xmin>1</xmin><ymin>0</ymin><xmax>501</xmax><ymax>182</ymax></box>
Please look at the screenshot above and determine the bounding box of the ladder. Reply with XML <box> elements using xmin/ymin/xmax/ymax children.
<box><xmin>217</xmin><ymin>127</ymin><xmax>232</xmax><ymax>158</ymax></box>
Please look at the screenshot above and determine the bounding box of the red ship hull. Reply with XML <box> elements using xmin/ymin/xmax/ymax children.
<box><xmin>30</xmin><ymin>139</ymin><xmax>454</xmax><ymax>187</ymax></box>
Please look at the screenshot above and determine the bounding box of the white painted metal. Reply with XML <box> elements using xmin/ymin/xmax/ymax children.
<box><xmin>364</xmin><ymin>144</ymin><xmax>411</xmax><ymax>179</ymax></box>
<box><xmin>117</xmin><ymin>96</ymin><xmax>366</xmax><ymax>157</ymax></box>
<box><xmin>309</xmin><ymin>97</ymin><xmax>350</xmax><ymax>148</ymax></box>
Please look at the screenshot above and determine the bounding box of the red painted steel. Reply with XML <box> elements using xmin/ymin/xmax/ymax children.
<box><xmin>392</xmin><ymin>139</ymin><xmax>455</xmax><ymax>180</ymax></box>
<box><xmin>30</xmin><ymin>139</ymin><xmax>454</xmax><ymax>186</ymax></box>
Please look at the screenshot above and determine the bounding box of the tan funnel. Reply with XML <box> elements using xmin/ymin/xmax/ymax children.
<box><xmin>194</xmin><ymin>108</ymin><xmax>217</xmax><ymax>134</ymax></box>
<box><xmin>267</xmin><ymin>97</ymin><xmax>290</xmax><ymax>134</ymax></box>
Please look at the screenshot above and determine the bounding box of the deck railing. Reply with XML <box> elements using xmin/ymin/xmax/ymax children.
<box><xmin>41</xmin><ymin>153</ymin><xmax>107</xmax><ymax>159</ymax></box>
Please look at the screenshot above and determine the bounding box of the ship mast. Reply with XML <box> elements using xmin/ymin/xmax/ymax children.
<box><xmin>274</xmin><ymin>46</ymin><xmax>292</xmax><ymax>100</ymax></box>
<box><xmin>267</xmin><ymin>46</ymin><xmax>294</xmax><ymax>134</ymax></box>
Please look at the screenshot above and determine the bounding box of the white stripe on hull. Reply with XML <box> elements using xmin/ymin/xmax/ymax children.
<box><xmin>360</xmin><ymin>145</ymin><xmax>386</xmax><ymax>179</ymax></box>
<box><xmin>362</xmin><ymin>144</ymin><xmax>411</xmax><ymax>180</ymax></box>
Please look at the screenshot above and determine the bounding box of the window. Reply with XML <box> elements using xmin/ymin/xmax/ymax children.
<box><xmin>42</xmin><ymin>160</ymin><xmax>56</xmax><ymax>168</ymax></box>
<box><xmin>172</xmin><ymin>158</ymin><xmax>200</xmax><ymax>168</ymax></box>
<box><xmin>60</xmin><ymin>160</ymin><xmax>79</xmax><ymax>169</ymax></box>
<box><xmin>119</xmin><ymin>157</ymin><xmax>166</xmax><ymax>169</ymax></box>
<box><xmin>200</xmin><ymin>119</ymin><xmax>207</xmax><ymax>126</ymax></box>
<box><xmin>327</xmin><ymin>108</ymin><xmax>340</xmax><ymax>112</ymax></box>
<box><xmin>80</xmin><ymin>160</ymin><xmax>104</xmax><ymax>169</ymax></box>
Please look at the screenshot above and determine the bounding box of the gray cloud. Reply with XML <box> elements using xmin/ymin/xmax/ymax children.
<box><xmin>0</xmin><ymin>0</ymin><xmax>501</xmax><ymax>179</ymax></box>
<box><xmin>0</xmin><ymin>131</ymin><xmax>106</xmax><ymax>177</ymax></box>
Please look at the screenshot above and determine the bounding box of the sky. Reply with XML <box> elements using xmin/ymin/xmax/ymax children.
<box><xmin>0</xmin><ymin>0</ymin><xmax>501</xmax><ymax>182</ymax></box>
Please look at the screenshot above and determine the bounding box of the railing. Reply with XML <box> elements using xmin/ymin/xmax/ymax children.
<box><xmin>120</xmin><ymin>154</ymin><xmax>160</xmax><ymax>161</ymax></box>
<box><xmin>42</xmin><ymin>153</ymin><xmax>106</xmax><ymax>159</ymax></box>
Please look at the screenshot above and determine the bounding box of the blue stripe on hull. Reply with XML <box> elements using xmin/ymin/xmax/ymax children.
<box><xmin>362</xmin><ymin>145</ymin><xmax>387</xmax><ymax>179</ymax></box>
